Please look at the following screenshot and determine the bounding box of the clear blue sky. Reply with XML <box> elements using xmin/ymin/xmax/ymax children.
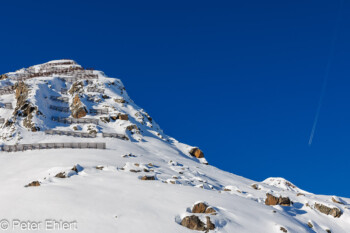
<box><xmin>1</xmin><ymin>0</ymin><xmax>349</xmax><ymax>197</ymax></box>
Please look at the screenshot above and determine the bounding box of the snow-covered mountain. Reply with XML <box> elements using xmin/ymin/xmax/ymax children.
<box><xmin>0</xmin><ymin>60</ymin><xmax>349</xmax><ymax>233</ymax></box>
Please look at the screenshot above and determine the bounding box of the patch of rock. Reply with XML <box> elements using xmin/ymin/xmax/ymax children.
<box><xmin>265</xmin><ymin>193</ymin><xmax>291</xmax><ymax>206</ymax></box>
<box><xmin>314</xmin><ymin>203</ymin><xmax>342</xmax><ymax>218</ymax></box>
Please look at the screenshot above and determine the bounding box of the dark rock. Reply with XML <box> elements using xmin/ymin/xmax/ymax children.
<box><xmin>96</xmin><ymin>166</ymin><xmax>104</xmax><ymax>170</ymax></box>
<box><xmin>265</xmin><ymin>193</ymin><xmax>279</xmax><ymax>206</ymax></box>
<box><xmin>130</xmin><ymin>169</ymin><xmax>141</xmax><ymax>173</ymax></box>
<box><xmin>314</xmin><ymin>203</ymin><xmax>342</xmax><ymax>218</ymax></box>
<box><xmin>181</xmin><ymin>215</ymin><xmax>206</xmax><ymax>231</ymax></box>
<box><xmin>265</xmin><ymin>193</ymin><xmax>291</xmax><ymax>206</ymax></box>
<box><xmin>251</xmin><ymin>184</ymin><xmax>260</xmax><ymax>190</ymax></box>
<box><xmin>118</xmin><ymin>114</ymin><xmax>129</xmax><ymax>120</ymax></box>
<box><xmin>71</xmin><ymin>94</ymin><xmax>87</xmax><ymax>118</ymax></box>
<box><xmin>141</xmin><ymin>175</ymin><xmax>155</xmax><ymax>180</ymax></box>
<box><xmin>102</xmin><ymin>94</ymin><xmax>110</xmax><ymax>99</ymax></box>
<box><xmin>192</xmin><ymin>202</ymin><xmax>208</xmax><ymax>213</ymax></box>
<box><xmin>331</xmin><ymin>197</ymin><xmax>344</xmax><ymax>205</ymax></box>
<box><xmin>0</xmin><ymin>74</ymin><xmax>8</xmax><ymax>80</ymax></box>
<box><xmin>68</xmin><ymin>81</ymin><xmax>84</xmax><ymax>95</ymax></box>
<box><xmin>189</xmin><ymin>148</ymin><xmax>204</xmax><ymax>158</ymax></box>
<box><xmin>307</xmin><ymin>222</ymin><xmax>313</xmax><ymax>228</ymax></box>
<box><xmin>14</xmin><ymin>82</ymin><xmax>40</xmax><ymax>132</ymax></box>
<box><xmin>25</xmin><ymin>181</ymin><xmax>40</xmax><ymax>187</ymax></box>
<box><xmin>279</xmin><ymin>197</ymin><xmax>291</xmax><ymax>206</ymax></box>
<box><xmin>71</xmin><ymin>164</ymin><xmax>83</xmax><ymax>173</ymax></box>
<box><xmin>110</xmin><ymin>115</ymin><xmax>118</xmax><ymax>121</ymax></box>
<box><xmin>55</xmin><ymin>172</ymin><xmax>66</xmax><ymax>178</ymax></box>
<box><xmin>280</xmin><ymin>227</ymin><xmax>287</xmax><ymax>232</ymax></box>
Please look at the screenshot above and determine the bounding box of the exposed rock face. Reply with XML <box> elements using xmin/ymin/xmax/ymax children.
<box><xmin>14</xmin><ymin>82</ymin><xmax>40</xmax><ymax>132</ymax></box>
<box><xmin>181</xmin><ymin>215</ymin><xmax>206</xmax><ymax>231</ymax></box>
<box><xmin>192</xmin><ymin>202</ymin><xmax>208</xmax><ymax>213</ymax></box>
<box><xmin>279</xmin><ymin>197</ymin><xmax>291</xmax><ymax>206</ymax></box>
<box><xmin>118</xmin><ymin>113</ymin><xmax>129</xmax><ymax>120</ymax></box>
<box><xmin>251</xmin><ymin>184</ymin><xmax>260</xmax><ymax>190</ymax></box>
<box><xmin>265</xmin><ymin>193</ymin><xmax>291</xmax><ymax>206</ymax></box>
<box><xmin>314</xmin><ymin>203</ymin><xmax>342</xmax><ymax>218</ymax></box>
<box><xmin>189</xmin><ymin>148</ymin><xmax>204</xmax><ymax>158</ymax></box>
<box><xmin>0</xmin><ymin>74</ymin><xmax>8</xmax><ymax>80</ymax></box>
<box><xmin>25</xmin><ymin>181</ymin><xmax>40</xmax><ymax>187</ymax></box>
<box><xmin>192</xmin><ymin>202</ymin><xmax>217</xmax><ymax>215</ymax></box>
<box><xmin>265</xmin><ymin>193</ymin><xmax>279</xmax><ymax>205</ymax></box>
<box><xmin>71</xmin><ymin>94</ymin><xmax>87</xmax><ymax>118</ymax></box>
<box><xmin>68</xmin><ymin>81</ymin><xmax>84</xmax><ymax>95</ymax></box>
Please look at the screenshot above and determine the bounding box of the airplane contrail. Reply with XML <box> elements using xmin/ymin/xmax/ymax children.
<box><xmin>308</xmin><ymin>0</ymin><xmax>344</xmax><ymax>146</ymax></box>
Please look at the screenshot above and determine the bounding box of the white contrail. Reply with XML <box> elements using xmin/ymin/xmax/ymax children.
<box><xmin>308</xmin><ymin>0</ymin><xmax>343</xmax><ymax>146</ymax></box>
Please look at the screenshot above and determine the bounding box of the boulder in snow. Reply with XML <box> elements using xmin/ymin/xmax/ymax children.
<box><xmin>181</xmin><ymin>215</ymin><xmax>206</xmax><ymax>231</ymax></box>
<box><xmin>265</xmin><ymin>193</ymin><xmax>291</xmax><ymax>206</ymax></box>
<box><xmin>25</xmin><ymin>181</ymin><xmax>40</xmax><ymax>187</ymax></box>
<box><xmin>314</xmin><ymin>203</ymin><xmax>342</xmax><ymax>218</ymax></box>
<box><xmin>189</xmin><ymin>148</ymin><xmax>204</xmax><ymax>158</ymax></box>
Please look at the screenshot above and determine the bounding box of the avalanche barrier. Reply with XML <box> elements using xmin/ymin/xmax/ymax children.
<box><xmin>1</xmin><ymin>142</ymin><xmax>106</xmax><ymax>152</ymax></box>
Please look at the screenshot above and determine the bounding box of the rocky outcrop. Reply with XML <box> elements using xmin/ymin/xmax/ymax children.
<box><xmin>118</xmin><ymin>113</ymin><xmax>129</xmax><ymax>120</ymax></box>
<box><xmin>0</xmin><ymin>74</ymin><xmax>8</xmax><ymax>80</ymax></box>
<box><xmin>192</xmin><ymin>202</ymin><xmax>217</xmax><ymax>215</ymax></box>
<box><xmin>68</xmin><ymin>81</ymin><xmax>84</xmax><ymax>95</ymax></box>
<box><xmin>189</xmin><ymin>148</ymin><xmax>204</xmax><ymax>158</ymax></box>
<box><xmin>25</xmin><ymin>181</ymin><xmax>40</xmax><ymax>187</ymax></box>
<box><xmin>70</xmin><ymin>94</ymin><xmax>87</xmax><ymax>118</ymax></box>
<box><xmin>180</xmin><ymin>215</ymin><xmax>215</xmax><ymax>232</ymax></box>
<box><xmin>265</xmin><ymin>193</ymin><xmax>291</xmax><ymax>206</ymax></box>
<box><xmin>141</xmin><ymin>175</ymin><xmax>155</xmax><ymax>180</ymax></box>
<box><xmin>181</xmin><ymin>215</ymin><xmax>206</xmax><ymax>231</ymax></box>
<box><xmin>192</xmin><ymin>202</ymin><xmax>208</xmax><ymax>213</ymax></box>
<box><xmin>314</xmin><ymin>203</ymin><xmax>342</xmax><ymax>218</ymax></box>
<box><xmin>331</xmin><ymin>197</ymin><xmax>344</xmax><ymax>205</ymax></box>
<box><xmin>14</xmin><ymin>82</ymin><xmax>40</xmax><ymax>132</ymax></box>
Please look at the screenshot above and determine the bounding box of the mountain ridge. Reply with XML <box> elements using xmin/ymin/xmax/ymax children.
<box><xmin>0</xmin><ymin>59</ymin><xmax>349</xmax><ymax>233</ymax></box>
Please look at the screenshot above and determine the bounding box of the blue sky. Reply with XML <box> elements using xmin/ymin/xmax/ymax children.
<box><xmin>0</xmin><ymin>0</ymin><xmax>349</xmax><ymax>197</ymax></box>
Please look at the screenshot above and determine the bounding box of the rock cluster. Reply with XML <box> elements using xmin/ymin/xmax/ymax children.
<box><xmin>265</xmin><ymin>193</ymin><xmax>291</xmax><ymax>206</ymax></box>
<box><xmin>314</xmin><ymin>203</ymin><xmax>342</xmax><ymax>218</ymax></box>
<box><xmin>181</xmin><ymin>202</ymin><xmax>216</xmax><ymax>232</ymax></box>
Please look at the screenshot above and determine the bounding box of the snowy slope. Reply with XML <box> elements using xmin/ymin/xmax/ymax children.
<box><xmin>0</xmin><ymin>60</ymin><xmax>349</xmax><ymax>233</ymax></box>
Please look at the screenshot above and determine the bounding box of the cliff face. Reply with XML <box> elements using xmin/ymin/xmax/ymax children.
<box><xmin>70</xmin><ymin>94</ymin><xmax>87</xmax><ymax>119</ymax></box>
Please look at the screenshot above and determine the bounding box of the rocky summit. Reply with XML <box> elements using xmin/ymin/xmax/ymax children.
<box><xmin>0</xmin><ymin>60</ymin><xmax>349</xmax><ymax>233</ymax></box>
